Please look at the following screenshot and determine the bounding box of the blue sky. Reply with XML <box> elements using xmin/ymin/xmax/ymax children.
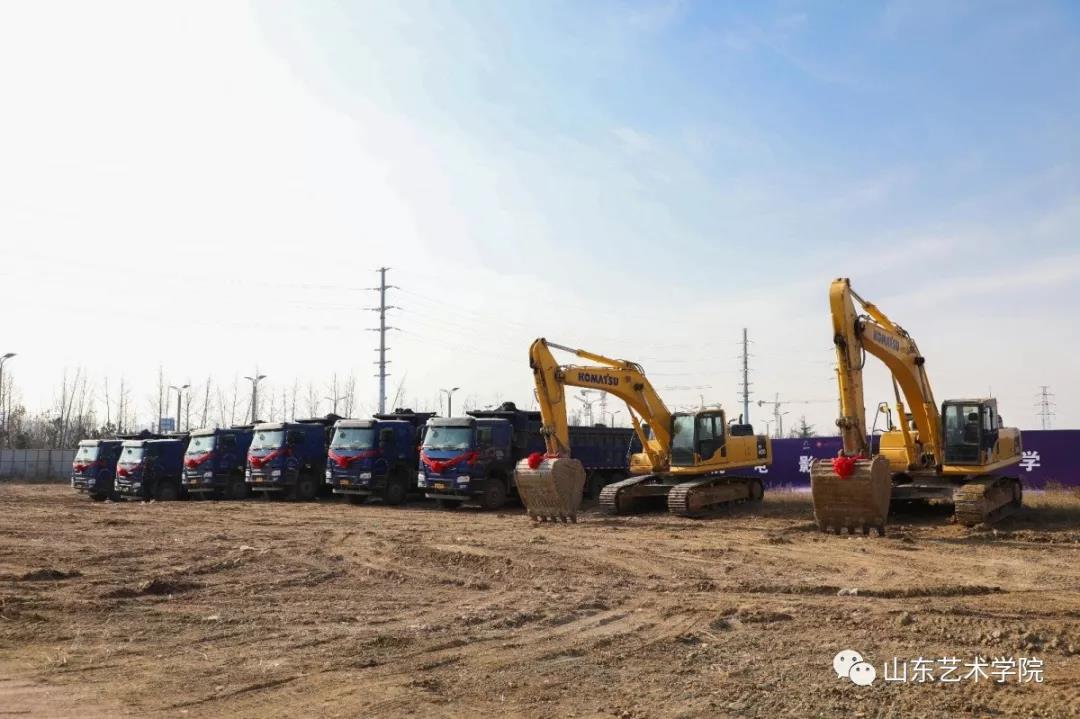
<box><xmin>0</xmin><ymin>1</ymin><xmax>1076</xmax><ymax>431</ymax></box>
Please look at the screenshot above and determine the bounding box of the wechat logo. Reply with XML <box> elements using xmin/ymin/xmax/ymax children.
<box><xmin>834</xmin><ymin>649</ymin><xmax>876</xmax><ymax>686</ymax></box>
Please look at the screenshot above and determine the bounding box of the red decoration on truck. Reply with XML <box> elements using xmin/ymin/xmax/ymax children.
<box><xmin>420</xmin><ymin>450</ymin><xmax>478</xmax><ymax>475</ymax></box>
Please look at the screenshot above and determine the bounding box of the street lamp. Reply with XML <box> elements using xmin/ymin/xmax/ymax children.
<box><xmin>0</xmin><ymin>352</ymin><xmax>15</xmax><ymax>445</ymax></box>
<box><xmin>243</xmin><ymin>373</ymin><xmax>267</xmax><ymax>423</ymax></box>
<box><xmin>440</xmin><ymin>387</ymin><xmax>460</xmax><ymax>417</ymax></box>
<box><xmin>168</xmin><ymin>383</ymin><xmax>190</xmax><ymax>432</ymax></box>
<box><xmin>609</xmin><ymin>409</ymin><xmax>621</xmax><ymax>427</ymax></box>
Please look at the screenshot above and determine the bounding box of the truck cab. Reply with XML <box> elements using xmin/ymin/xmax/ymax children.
<box><xmin>71</xmin><ymin>439</ymin><xmax>124</xmax><ymax>501</ymax></box>
<box><xmin>182</xmin><ymin>426</ymin><xmax>254</xmax><ymax>500</ymax></box>
<box><xmin>246</xmin><ymin>416</ymin><xmax>337</xmax><ymax>500</ymax></box>
<box><xmin>326</xmin><ymin>409</ymin><xmax>434</xmax><ymax>505</ymax></box>
<box><xmin>115</xmin><ymin>436</ymin><xmax>190</xmax><ymax>501</ymax></box>
<box><xmin>419</xmin><ymin>403</ymin><xmax>543</xmax><ymax>510</ymax></box>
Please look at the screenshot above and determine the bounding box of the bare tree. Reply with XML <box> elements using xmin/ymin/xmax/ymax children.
<box><xmin>117</xmin><ymin>376</ymin><xmax>130</xmax><ymax>433</ymax></box>
<box><xmin>200</xmin><ymin>376</ymin><xmax>212</xmax><ymax>428</ymax></box>
<box><xmin>341</xmin><ymin>372</ymin><xmax>358</xmax><ymax>417</ymax></box>
<box><xmin>289</xmin><ymin>380</ymin><xmax>298</xmax><ymax>421</ymax></box>
<box><xmin>389</xmin><ymin>373</ymin><xmax>407</xmax><ymax>412</ymax></box>
<box><xmin>305</xmin><ymin>381</ymin><xmax>320</xmax><ymax>417</ymax></box>
<box><xmin>156</xmin><ymin>366</ymin><xmax>166</xmax><ymax>433</ymax></box>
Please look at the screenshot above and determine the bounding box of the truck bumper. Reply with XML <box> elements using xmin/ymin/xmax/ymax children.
<box><xmin>114</xmin><ymin>484</ymin><xmax>147</xmax><ymax>500</ymax></box>
<box><xmin>424</xmin><ymin>480</ymin><xmax>480</xmax><ymax>502</ymax></box>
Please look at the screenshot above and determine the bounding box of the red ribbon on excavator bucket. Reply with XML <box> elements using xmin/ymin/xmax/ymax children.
<box><xmin>420</xmin><ymin>450</ymin><xmax>477</xmax><ymax>475</ymax></box>
<box><xmin>526</xmin><ymin>452</ymin><xmax>545</xmax><ymax>470</ymax></box>
<box><xmin>832</xmin><ymin>454</ymin><xmax>866</xmax><ymax>479</ymax></box>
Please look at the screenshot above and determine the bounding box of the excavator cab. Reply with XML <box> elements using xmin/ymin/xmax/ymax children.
<box><xmin>942</xmin><ymin>399</ymin><xmax>999</xmax><ymax>465</ymax></box>
<box><xmin>670</xmin><ymin>410</ymin><xmax>726</xmax><ymax>467</ymax></box>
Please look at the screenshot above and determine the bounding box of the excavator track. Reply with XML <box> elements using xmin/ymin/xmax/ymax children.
<box><xmin>667</xmin><ymin>475</ymin><xmax>763</xmax><ymax>518</ymax></box>
<box><xmin>598</xmin><ymin>475</ymin><xmax>662</xmax><ymax>515</ymax></box>
<box><xmin>953</xmin><ymin>476</ymin><xmax>1022</xmax><ymax>526</ymax></box>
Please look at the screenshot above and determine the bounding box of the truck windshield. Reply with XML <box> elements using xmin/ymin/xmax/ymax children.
<box><xmin>331</xmin><ymin>428</ymin><xmax>376</xmax><ymax>450</ymax></box>
<box><xmin>423</xmin><ymin>426</ymin><xmax>473</xmax><ymax>451</ymax></box>
<box><xmin>671</xmin><ymin>415</ymin><xmax>695</xmax><ymax>453</ymax></box>
<box><xmin>75</xmin><ymin>445</ymin><xmax>99</xmax><ymax>460</ymax></box>
<box><xmin>250</xmin><ymin>430</ymin><xmax>284</xmax><ymax>451</ymax></box>
<box><xmin>186</xmin><ymin>436</ymin><xmax>215</xmax><ymax>455</ymax></box>
<box><xmin>120</xmin><ymin>446</ymin><xmax>144</xmax><ymax>462</ymax></box>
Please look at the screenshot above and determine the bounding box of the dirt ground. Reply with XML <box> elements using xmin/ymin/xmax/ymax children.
<box><xmin>1</xmin><ymin>484</ymin><xmax>1079</xmax><ymax>719</ymax></box>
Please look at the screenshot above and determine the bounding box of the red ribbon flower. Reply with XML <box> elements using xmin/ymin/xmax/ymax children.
<box><xmin>248</xmin><ymin>447</ymin><xmax>291</xmax><ymax>469</ymax></box>
<box><xmin>831</xmin><ymin>454</ymin><xmax>866</xmax><ymax>479</ymax></box>
<box><xmin>420</xmin><ymin>450</ymin><xmax>478</xmax><ymax>475</ymax></box>
<box><xmin>185</xmin><ymin>451</ymin><xmax>214</xmax><ymax>469</ymax></box>
<box><xmin>328</xmin><ymin>449</ymin><xmax>379</xmax><ymax>469</ymax></box>
<box><xmin>526</xmin><ymin>452</ymin><xmax>545</xmax><ymax>470</ymax></box>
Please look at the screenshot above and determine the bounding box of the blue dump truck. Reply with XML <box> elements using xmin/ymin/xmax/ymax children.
<box><xmin>419</xmin><ymin>402</ymin><xmax>639</xmax><ymax>510</ymax></box>
<box><xmin>70</xmin><ymin>438</ymin><xmax>125</xmax><ymax>501</ymax></box>
<box><xmin>181</xmin><ymin>426</ymin><xmax>255</xmax><ymax>500</ymax></box>
<box><xmin>114</xmin><ymin>434</ymin><xmax>191</xmax><ymax>501</ymax></box>
<box><xmin>326</xmin><ymin>409</ymin><xmax>435</xmax><ymax>505</ymax></box>
<box><xmin>246</xmin><ymin>415</ymin><xmax>339</xmax><ymax>500</ymax></box>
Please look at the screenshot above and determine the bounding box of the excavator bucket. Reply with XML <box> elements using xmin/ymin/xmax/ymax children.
<box><xmin>810</xmin><ymin>455</ymin><xmax>892</xmax><ymax>535</ymax></box>
<box><xmin>514</xmin><ymin>457</ymin><xmax>586</xmax><ymax>522</ymax></box>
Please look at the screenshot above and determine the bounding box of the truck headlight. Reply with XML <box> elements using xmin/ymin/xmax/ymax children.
<box><xmin>359</xmin><ymin>472</ymin><xmax>372</xmax><ymax>480</ymax></box>
<box><xmin>245</xmin><ymin>469</ymin><xmax>251</xmax><ymax>478</ymax></box>
<box><xmin>325</xmin><ymin>470</ymin><xmax>332</xmax><ymax>480</ymax></box>
<box><xmin>416</xmin><ymin>472</ymin><xmax>426</xmax><ymax>487</ymax></box>
<box><xmin>203</xmin><ymin>471</ymin><xmax>213</xmax><ymax>479</ymax></box>
<box><xmin>271</xmin><ymin>469</ymin><xmax>282</xmax><ymax>478</ymax></box>
<box><xmin>87</xmin><ymin>478</ymin><xmax>97</xmax><ymax>486</ymax></box>
<box><xmin>458</xmin><ymin>475</ymin><xmax>470</xmax><ymax>484</ymax></box>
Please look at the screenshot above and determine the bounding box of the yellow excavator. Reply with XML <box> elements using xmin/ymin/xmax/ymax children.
<box><xmin>515</xmin><ymin>338</ymin><xmax>771</xmax><ymax>521</ymax></box>
<box><xmin>810</xmin><ymin>278</ymin><xmax>1023</xmax><ymax>534</ymax></box>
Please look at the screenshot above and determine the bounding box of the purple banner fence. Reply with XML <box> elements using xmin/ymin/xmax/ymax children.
<box><xmin>758</xmin><ymin>430</ymin><xmax>1079</xmax><ymax>490</ymax></box>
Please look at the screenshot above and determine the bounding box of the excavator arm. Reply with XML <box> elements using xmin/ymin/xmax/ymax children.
<box><xmin>529</xmin><ymin>338</ymin><xmax>671</xmax><ymax>471</ymax></box>
<box><xmin>829</xmin><ymin>278</ymin><xmax>941</xmax><ymax>470</ymax></box>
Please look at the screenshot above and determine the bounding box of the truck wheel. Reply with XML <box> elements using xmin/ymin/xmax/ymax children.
<box><xmin>346</xmin><ymin>494</ymin><xmax>368</xmax><ymax>505</ymax></box>
<box><xmin>295</xmin><ymin>476</ymin><xmax>318</xmax><ymax>501</ymax></box>
<box><xmin>226</xmin><ymin>477</ymin><xmax>250</xmax><ymax>501</ymax></box>
<box><xmin>383</xmin><ymin>476</ymin><xmax>407</xmax><ymax>506</ymax></box>
<box><xmin>482</xmin><ymin>478</ymin><xmax>507</xmax><ymax>511</ymax></box>
<box><xmin>155</xmin><ymin>482</ymin><xmax>180</xmax><ymax>502</ymax></box>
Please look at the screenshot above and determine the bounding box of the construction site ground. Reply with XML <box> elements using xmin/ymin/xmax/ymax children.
<box><xmin>2</xmin><ymin>483</ymin><xmax>1079</xmax><ymax>718</ymax></box>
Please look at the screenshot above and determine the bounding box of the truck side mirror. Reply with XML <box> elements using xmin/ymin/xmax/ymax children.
<box><xmin>286</xmin><ymin>431</ymin><xmax>303</xmax><ymax>446</ymax></box>
<box><xmin>476</xmin><ymin>428</ymin><xmax>493</xmax><ymax>447</ymax></box>
<box><xmin>378</xmin><ymin>428</ymin><xmax>395</xmax><ymax>448</ymax></box>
